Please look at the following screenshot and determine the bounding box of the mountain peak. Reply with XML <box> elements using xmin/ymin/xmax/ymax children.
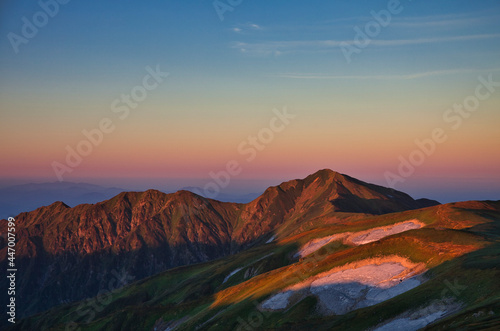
<box><xmin>306</xmin><ymin>169</ymin><xmax>352</xmax><ymax>185</ymax></box>
<box><xmin>311</xmin><ymin>168</ymin><xmax>342</xmax><ymax>178</ymax></box>
<box><xmin>265</xmin><ymin>169</ymin><xmax>440</xmax><ymax>216</ymax></box>
<box><xmin>49</xmin><ymin>201</ymin><xmax>70</xmax><ymax>209</ymax></box>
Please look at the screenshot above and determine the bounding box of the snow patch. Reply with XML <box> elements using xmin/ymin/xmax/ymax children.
<box><xmin>296</xmin><ymin>220</ymin><xmax>425</xmax><ymax>258</ymax></box>
<box><xmin>262</xmin><ymin>257</ymin><xmax>426</xmax><ymax>315</ymax></box>
<box><xmin>348</xmin><ymin>220</ymin><xmax>425</xmax><ymax>246</ymax></box>
<box><xmin>373</xmin><ymin>311</ymin><xmax>446</xmax><ymax>331</ymax></box>
<box><xmin>222</xmin><ymin>268</ymin><xmax>243</xmax><ymax>284</ymax></box>
<box><xmin>266</xmin><ymin>235</ymin><xmax>276</xmax><ymax>244</ymax></box>
<box><xmin>222</xmin><ymin>253</ymin><xmax>275</xmax><ymax>285</ymax></box>
<box><xmin>348</xmin><ymin>220</ymin><xmax>423</xmax><ymax>245</ymax></box>
<box><xmin>261</xmin><ymin>291</ymin><xmax>294</xmax><ymax>310</ymax></box>
<box><xmin>306</xmin><ymin>262</ymin><xmax>423</xmax><ymax>315</ymax></box>
<box><xmin>295</xmin><ymin>234</ymin><xmax>344</xmax><ymax>258</ymax></box>
<box><xmin>373</xmin><ymin>300</ymin><xmax>462</xmax><ymax>331</ymax></box>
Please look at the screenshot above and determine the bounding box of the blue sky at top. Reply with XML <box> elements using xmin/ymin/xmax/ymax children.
<box><xmin>0</xmin><ymin>0</ymin><xmax>499</xmax><ymax>203</ymax></box>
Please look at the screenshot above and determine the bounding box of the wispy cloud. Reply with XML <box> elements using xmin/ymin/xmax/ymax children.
<box><xmin>273</xmin><ymin>68</ymin><xmax>500</xmax><ymax>80</ymax></box>
<box><xmin>362</xmin><ymin>34</ymin><xmax>500</xmax><ymax>46</ymax></box>
<box><xmin>390</xmin><ymin>13</ymin><xmax>500</xmax><ymax>28</ymax></box>
<box><xmin>231</xmin><ymin>13</ymin><xmax>499</xmax><ymax>36</ymax></box>
<box><xmin>232</xmin><ymin>34</ymin><xmax>500</xmax><ymax>55</ymax></box>
<box><xmin>249</xmin><ymin>23</ymin><xmax>262</xmax><ymax>30</ymax></box>
<box><xmin>231</xmin><ymin>23</ymin><xmax>263</xmax><ymax>34</ymax></box>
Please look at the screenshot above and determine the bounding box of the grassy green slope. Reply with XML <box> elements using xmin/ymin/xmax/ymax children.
<box><xmin>9</xmin><ymin>200</ymin><xmax>500</xmax><ymax>331</ymax></box>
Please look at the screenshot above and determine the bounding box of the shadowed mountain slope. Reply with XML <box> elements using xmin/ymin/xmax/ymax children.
<box><xmin>0</xmin><ymin>169</ymin><xmax>439</xmax><ymax>319</ymax></box>
<box><xmin>7</xmin><ymin>200</ymin><xmax>499</xmax><ymax>331</ymax></box>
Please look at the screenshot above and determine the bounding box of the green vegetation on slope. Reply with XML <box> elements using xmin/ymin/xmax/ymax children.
<box><xmin>9</xmin><ymin>200</ymin><xmax>500</xmax><ymax>331</ymax></box>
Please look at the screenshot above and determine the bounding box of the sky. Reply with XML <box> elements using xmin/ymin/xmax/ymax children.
<box><xmin>0</xmin><ymin>0</ymin><xmax>499</xmax><ymax>203</ymax></box>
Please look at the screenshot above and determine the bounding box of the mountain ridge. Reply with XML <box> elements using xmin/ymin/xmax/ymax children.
<box><xmin>0</xmin><ymin>169</ymin><xmax>439</xmax><ymax>319</ymax></box>
<box><xmin>7</xmin><ymin>199</ymin><xmax>500</xmax><ymax>331</ymax></box>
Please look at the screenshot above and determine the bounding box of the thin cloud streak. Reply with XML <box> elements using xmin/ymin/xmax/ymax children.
<box><xmin>231</xmin><ymin>22</ymin><xmax>264</xmax><ymax>34</ymax></box>
<box><xmin>391</xmin><ymin>17</ymin><xmax>482</xmax><ymax>28</ymax></box>
<box><xmin>233</xmin><ymin>34</ymin><xmax>500</xmax><ymax>54</ymax></box>
<box><xmin>368</xmin><ymin>34</ymin><xmax>500</xmax><ymax>46</ymax></box>
<box><xmin>389</xmin><ymin>13</ymin><xmax>498</xmax><ymax>28</ymax></box>
<box><xmin>274</xmin><ymin>68</ymin><xmax>500</xmax><ymax>80</ymax></box>
<box><xmin>396</xmin><ymin>11</ymin><xmax>500</xmax><ymax>27</ymax></box>
<box><xmin>240</xmin><ymin>12</ymin><xmax>497</xmax><ymax>34</ymax></box>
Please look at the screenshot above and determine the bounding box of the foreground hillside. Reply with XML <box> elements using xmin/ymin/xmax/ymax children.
<box><xmin>0</xmin><ymin>170</ymin><xmax>437</xmax><ymax>320</ymax></box>
<box><xmin>8</xmin><ymin>200</ymin><xmax>500</xmax><ymax>330</ymax></box>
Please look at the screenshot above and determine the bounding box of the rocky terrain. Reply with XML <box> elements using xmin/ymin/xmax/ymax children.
<box><xmin>0</xmin><ymin>170</ymin><xmax>438</xmax><ymax>321</ymax></box>
<box><xmin>5</xmin><ymin>170</ymin><xmax>499</xmax><ymax>331</ymax></box>
<box><xmin>7</xmin><ymin>198</ymin><xmax>499</xmax><ymax>330</ymax></box>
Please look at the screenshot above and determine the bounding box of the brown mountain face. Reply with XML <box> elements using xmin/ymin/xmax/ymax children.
<box><xmin>0</xmin><ymin>169</ymin><xmax>438</xmax><ymax>318</ymax></box>
<box><xmin>232</xmin><ymin>170</ymin><xmax>438</xmax><ymax>243</ymax></box>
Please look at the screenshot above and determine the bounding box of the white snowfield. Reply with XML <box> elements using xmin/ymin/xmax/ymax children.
<box><xmin>373</xmin><ymin>311</ymin><xmax>446</xmax><ymax>331</ymax></box>
<box><xmin>373</xmin><ymin>300</ymin><xmax>462</xmax><ymax>331</ymax></box>
<box><xmin>222</xmin><ymin>253</ymin><xmax>274</xmax><ymax>284</ymax></box>
<box><xmin>222</xmin><ymin>268</ymin><xmax>243</xmax><ymax>284</ymax></box>
<box><xmin>295</xmin><ymin>234</ymin><xmax>345</xmax><ymax>258</ymax></box>
<box><xmin>296</xmin><ymin>220</ymin><xmax>425</xmax><ymax>258</ymax></box>
<box><xmin>348</xmin><ymin>220</ymin><xmax>423</xmax><ymax>245</ymax></box>
<box><xmin>260</xmin><ymin>291</ymin><xmax>294</xmax><ymax>310</ymax></box>
<box><xmin>261</xmin><ymin>256</ymin><xmax>427</xmax><ymax>315</ymax></box>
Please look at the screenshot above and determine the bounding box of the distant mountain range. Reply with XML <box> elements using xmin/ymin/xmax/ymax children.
<box><xmin>0</xmin><ymin>182</ymin><xmax>125</xmax><ymax>219</ymax></box>
<box><xmin>180</xmin><ymin>186</ymin><xmax>261</xmax><ymax>204</ymax></box>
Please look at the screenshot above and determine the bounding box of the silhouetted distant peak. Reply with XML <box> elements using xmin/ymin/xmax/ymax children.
<box><xmin>416</xmin><ymin>198</ymin><xmax>441</xmax><ymax>208</ymax></box>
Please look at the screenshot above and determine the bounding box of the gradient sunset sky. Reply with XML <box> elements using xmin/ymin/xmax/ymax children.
<box><xmin>1</xmin><ymin>0</ymin><xmax>499</xmax><ymax>203</ymax></box>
